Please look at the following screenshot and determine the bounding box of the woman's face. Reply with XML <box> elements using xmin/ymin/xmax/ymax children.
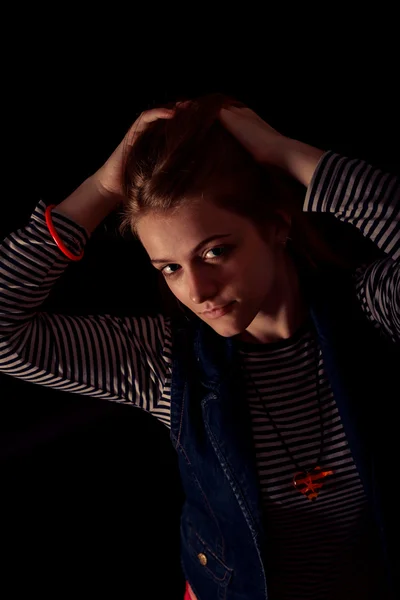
<box><xmin>137</xmin><ymin>196</ymin><xmax>290</xmax><ymax>338</ymax></box>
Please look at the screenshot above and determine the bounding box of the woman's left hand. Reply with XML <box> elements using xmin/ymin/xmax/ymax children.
<box><xmin>219</xmin><ymin>105</ymin><xmax>325</xmax><ymax>188</ymax></box>
<box><xmin>219</xmin><ymin>105</ymin><xmax>287</xmax><ymax>167</ymax></box>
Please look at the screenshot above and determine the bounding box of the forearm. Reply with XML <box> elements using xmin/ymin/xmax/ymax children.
<box><xmin>52</xmin><ymin>175</ymin><xmax>123</xmax><ymax>235</ymax></box>
<box><xmin>277</xmin><ymin>138</ymin><xmax>325</xmax><ymax>188</ymax></box>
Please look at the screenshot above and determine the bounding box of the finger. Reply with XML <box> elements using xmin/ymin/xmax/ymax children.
<box><xmin>124</xmin><ymin>107</ymin><xmax>175</xmax><ymax>146</ymax></box>
<box><xmin>132</xmin><ymin>107</ymin><xmax>175</xmax><ymax>128</ymax></box>
<box><xmin>175</xmin><ymin>100</ymin><xmax>191</xmax><ymax>108</ymax></box>
<box><xmin>143</xmin><ymin>107</ymin><xmax>176</xmax><ymax>123</ymax></box>
<box><xmin>222</xmin><ymin>105</ymin><xmax>249</xmax><ymax>114</ymax></box>
<box><xmin>220</xmin><ymin>106</ymin><xmax>279</xmax><ymax>131</ymax></box>
<box><xmin>127</xmin><ymin>107</ymin><xmax>174</xmax><ymax>134</ymax></box>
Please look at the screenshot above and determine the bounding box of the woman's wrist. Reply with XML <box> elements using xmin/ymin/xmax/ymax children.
<box><xmin>273</xmin><ymin>138</ymin><xmax>325</xmax><ymax>188</ymax></box>
<box><xmin>53</xmin><ymin>175</ymin><xmax>123</xmax><ymax>235</ymax></box>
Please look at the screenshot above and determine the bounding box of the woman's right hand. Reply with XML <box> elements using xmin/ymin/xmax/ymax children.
<box><xmin>94</xmin><ymin>107</ymin><xmax>175</xmax><ymax>199</ymax></box>
<box><xmin>51</xmin><ymin>107</ymin><xmax>175</xmax><ymax>234</ymax></box>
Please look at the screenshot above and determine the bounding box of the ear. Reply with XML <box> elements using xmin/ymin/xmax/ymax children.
<box><xmin>272</xmin><ymin>209</ymin><xmax>292</xmax><ymax>244</ymax></box>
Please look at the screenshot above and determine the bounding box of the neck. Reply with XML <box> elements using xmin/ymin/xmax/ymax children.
<box><xmin>239</xmin><ymin>252</ymin><xmax>307</xmax><ymax>344</ymax></box>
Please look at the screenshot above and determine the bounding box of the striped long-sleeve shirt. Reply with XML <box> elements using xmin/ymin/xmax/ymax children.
<box><xmin>1</xmin><ymin>151</ymin><xmax>399</xmax><ymax>599</ymax></box>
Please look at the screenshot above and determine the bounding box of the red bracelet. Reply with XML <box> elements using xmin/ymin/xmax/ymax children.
<box><xmin>45</xmin><ymin>204</ymin><xmax>84</xmax><ymax>261</ymax></box>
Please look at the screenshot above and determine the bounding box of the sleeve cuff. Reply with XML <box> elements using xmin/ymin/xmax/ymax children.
<box><xmin>303</xmin><ymin>150</ymin><xmax>345</xmax><ymax>213</ymax></box>
<box><xmin>31</xmin><ymin>199</ymin><xmax>90</xmax><ymax>258</ymax></box>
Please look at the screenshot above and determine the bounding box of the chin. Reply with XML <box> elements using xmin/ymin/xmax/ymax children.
<box><xmin>206</xmin><ymin>315</ymin><xmax>249</xmax><ymax>338</ymax></box>
<box><xmin>210</xmin><ymin>326</ymin><xmax>240</xmax><ymax>339</ymax></box>
<box><xmin>210</xmin><ymin>325</ymin><xmax>240</xmax><ymax>338</ymax></box>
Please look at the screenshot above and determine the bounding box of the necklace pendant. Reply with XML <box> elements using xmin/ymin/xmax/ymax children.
<box><xmin>293</xmin><ymin>466</ymin><xmax>334</xmax><ymax>501</ymax></box>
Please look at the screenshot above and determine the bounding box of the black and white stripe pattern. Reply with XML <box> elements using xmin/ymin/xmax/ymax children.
<box><xmin>305</xmin><ymin>152</ymin><xmax>400</xmax><ymax>260</ymax></box>
<box><xmin>236</xmin><ymin>325</ymin><xmax>383</xmax><ymax>599</ymax></box>
<box><xmin>355</xmin><ymin>256</ymin><xmax>400</xmax><ymax>342</ymax></box>
<box><xmin>0</xmin><ymin>203</ymin><xmax>173</xmax><ymax>425</ymax></box>
<box><xmin>305</xmin><ymin>151</ymin><xmax>400</xmax><ymax>346</ymax></box>
<box><xmin>1</xmin><ymin>152</ymin><xmax>398</xmax><ymax>598</ymax></box>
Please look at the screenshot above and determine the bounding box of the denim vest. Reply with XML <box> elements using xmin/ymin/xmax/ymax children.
<box><xmin>170</xmin><ymin>269</ymin><xmax>399</xmax><ymax>600</ymax></box>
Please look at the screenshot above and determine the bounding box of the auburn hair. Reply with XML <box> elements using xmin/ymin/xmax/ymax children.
<box><xmin>119</xmin><ymin>93</ymin><xmax>381</xmax><ymax>279</ymax></box>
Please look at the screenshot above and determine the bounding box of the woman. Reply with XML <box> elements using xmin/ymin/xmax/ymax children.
<box><xmin>0</xmin><ymin>94</ymin><xmax>398</xmax><ymax>600</ymax></box>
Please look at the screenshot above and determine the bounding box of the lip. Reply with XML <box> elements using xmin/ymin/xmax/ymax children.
<box><xmin>200</xmin><ymin>301</ymin><xmax>236</xmax><ymax>319</ymax></box>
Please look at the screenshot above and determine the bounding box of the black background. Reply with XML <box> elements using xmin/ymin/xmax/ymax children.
<box><xmin>1</xmin><ymin>30</ymin><xmax>399</xmax><ymax>599</ymax></box>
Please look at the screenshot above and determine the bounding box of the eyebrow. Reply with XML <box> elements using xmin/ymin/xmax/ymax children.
<box><xmin>150</xmin><ymin>234</ymin><xmax>232</xmax><ymax>265</ymax></box>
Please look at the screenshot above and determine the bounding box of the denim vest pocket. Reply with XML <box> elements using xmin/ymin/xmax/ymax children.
<box><xmin>183</xmin><ymin>522</ymin><xmax>233</xmax><ymax>588</ymax></box>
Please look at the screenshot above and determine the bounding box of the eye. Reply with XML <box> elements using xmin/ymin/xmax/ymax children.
<box><xmin>161</xmin><ymin>264</ymin><xmax>180</xmax><ymax>277</ymax></box>
<box><xmin>160</xmin><ymin>246</ymin><xmax>229</xmax><ymax>278</ymax></box>
<box><xmin>204</xmin><ymin>246</ymin><xmax>227</xmax><ymax>259</ymax></box>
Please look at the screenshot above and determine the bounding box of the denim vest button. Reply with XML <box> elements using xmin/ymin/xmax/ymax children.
<box><xmin>197</xmin><ymin>553</ymin><xmax>207</xmax><ymax>566</ymax></box>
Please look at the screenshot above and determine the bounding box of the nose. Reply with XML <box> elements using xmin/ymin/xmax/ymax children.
<box><xmin>186</xmin><ymin>267</ymin><xmax>219</xmax><ymax>305</ymax></box>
